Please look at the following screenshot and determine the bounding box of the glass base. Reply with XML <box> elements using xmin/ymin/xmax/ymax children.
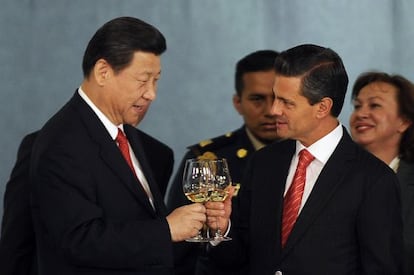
<box><xmin>213</xmin><ymin>234</ymin><xmax>232</xmax><ymax>242</ymax></box>
<box><xmin>185</xmin><ymin>236</ymin><xmax>213</xmax><ymax>242</ymax></box>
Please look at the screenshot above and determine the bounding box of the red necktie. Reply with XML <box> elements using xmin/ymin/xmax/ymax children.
<box><xmin>116</xmin><ymin>128</ymin><xmax>154</xmax><ymax>208</ymax></box>
<box><xmin>116</xmin><ymin>128</ymin><xmax>137</xmax><ymax>178</ymax></box>
<box><xmin>281</xmin><ymin>149</ymin><xmax>315</xmax><ymax>248</ymax></box>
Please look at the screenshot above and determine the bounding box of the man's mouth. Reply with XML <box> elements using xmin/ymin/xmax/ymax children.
<box><xmin>261</xmin><ymin>122</ymin><xmax>277</xmax><ymax>130</ymax></box>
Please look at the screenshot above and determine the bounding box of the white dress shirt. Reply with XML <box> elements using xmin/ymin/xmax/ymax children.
<box><xmin>284</xmin><ymin>124</ymin><xmax>343</xmax><ymax>213</ymax></box>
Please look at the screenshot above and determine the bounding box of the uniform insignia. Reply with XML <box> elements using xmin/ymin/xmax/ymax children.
<box><xmin>225</xmin><ymin>132</ymin><xmax>233</xmax><ymax>137</ymax></box>
<box><xmin>232</xmin><ymin>183</ymin><xmax>241</xmax><ymax>197</ymax></box>
<box><xmin>199</xmin><ymin>139</ymin><xmax>213</xmax><ymax>147</ymax></box>
<box><xmin>198</xmin><ymin>151</ymin><xmax>217</xmax><ymax>160</ymax></box>
<box><xmin>236</xmin><ymin>148</ymin><xmax>248</xmax><ymax>158</ymax></box>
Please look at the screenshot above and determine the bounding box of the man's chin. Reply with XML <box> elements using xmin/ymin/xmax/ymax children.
<box><xmin>127</xmin><ymin>116</ymin><xmax>145</xmax><ymax>127</ymax></box>
<box><xmin>257</xmin><ymin>134</ymin><xmax>280</xmax><ymax>144</ymax></box>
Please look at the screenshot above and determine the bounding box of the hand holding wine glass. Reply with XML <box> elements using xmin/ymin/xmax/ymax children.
<box><xmin>206</xmin><ymin>158</ymin><xmax>233</xmax><ymax>241</ymax></box>
<box><xmin>182</xmin><ymin>158</ymin><xmax>214</xmax><ymax>242</ymax></box>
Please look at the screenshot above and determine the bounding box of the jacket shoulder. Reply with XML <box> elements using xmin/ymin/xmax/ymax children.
<box><xmin>188</xmin><ymin>128</ymin><xmax>249</xmax><ymax>159</ymax></box>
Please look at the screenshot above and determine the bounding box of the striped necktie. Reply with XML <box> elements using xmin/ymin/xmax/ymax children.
<box><xmin>281</xmin><ymin>149</ymin><xmax>314</xmax><ymax>247</ymax></box>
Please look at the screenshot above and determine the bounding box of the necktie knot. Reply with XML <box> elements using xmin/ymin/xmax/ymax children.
<box><xmin>298</xmin><ymin>149</ymin><xmax>315</xmax><ymax>169</ymax></box>
<box><xmin>116</xmin><ymin>128</ymin><xmax>128</xmax><ymax>147</ymax></box>
<box><xmin>116</xmin><ymin>128</ymin><xmax>134</xmax><ymax>172</ymax></box>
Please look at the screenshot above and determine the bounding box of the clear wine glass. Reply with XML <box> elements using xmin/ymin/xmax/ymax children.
<box><xmin>209</xmin><ymin>158</ymin><xmax>232</xmax><ymax>241</ymax></box>
<box><xmin>182</xmin><ymin>158</ymin><xmax>214</xmax><ymax>242</ymax></box>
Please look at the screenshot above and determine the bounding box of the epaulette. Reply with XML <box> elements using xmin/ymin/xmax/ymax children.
<box><xmin>188</xmin><ymin>131</ymin><xmax>237</xmax><ymax>159</ymax></box>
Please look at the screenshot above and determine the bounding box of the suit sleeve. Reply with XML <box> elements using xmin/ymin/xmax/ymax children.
<box><xmin>0</xmin><ymin>133</ymin><xmax>37</xmax><ymax>275</ymax></box>
<box><xmin>357</xmin><ymin>167</ymin><xmax>403</xmax><ymax>274</ymax></box>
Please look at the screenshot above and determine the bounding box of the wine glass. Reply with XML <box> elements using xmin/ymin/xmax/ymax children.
<box><xmin>209</xmin><ymin>158</ymin><xmax>232</xmax><ymax>241</ymax></box>
<box><xmin>182</xmin><ymin>158</ymin><xmax>214</xmax><ymax>242</ymax></box>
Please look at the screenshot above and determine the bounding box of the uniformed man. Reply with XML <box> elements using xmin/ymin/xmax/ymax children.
<box><xmin>167</xmin><ymin>50</ymin><xmax>280</xmax><ymax>275</ymax></box>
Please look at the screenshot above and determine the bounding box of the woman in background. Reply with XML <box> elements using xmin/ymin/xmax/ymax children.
<box><xmin>350</xmin><ymin>71</ymin><xmax>414</xmax><ymax>275</ymax></box>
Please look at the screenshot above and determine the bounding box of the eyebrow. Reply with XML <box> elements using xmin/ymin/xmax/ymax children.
<box><xmin>355</xmin><ymin>95</ymin><xmax>384</xmax><ymax>101</ymax></box>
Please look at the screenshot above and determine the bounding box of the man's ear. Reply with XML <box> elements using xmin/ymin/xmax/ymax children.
<box><xmin>233</xmin><ymin>94</ymin><xmax>242</xmax><ymax>115</ymax></box>
<box><xmin>315</xmin><ymin>97</ymin><xmax>333</xmax><ymax>119</ymax></box>
<box><xmin>93</xmin><ymin>59</ymin><xmax>111</xmax><ymax>86</ymax></box>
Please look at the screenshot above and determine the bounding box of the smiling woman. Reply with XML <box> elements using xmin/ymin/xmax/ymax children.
<box><xmin>349</xmin><ymin>71</ymin><xmax>414</xmax><ymax>275</ymax></box>
<box><xmin>350</xmin><ymin>72</ymin><xmax>414</xmax><ymax>165</ymax></box>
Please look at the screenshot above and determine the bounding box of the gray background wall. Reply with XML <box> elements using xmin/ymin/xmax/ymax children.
<box><xmin>1</xmin><ymin>0</ymin><xmax>414</xmax><ymax>217</ymax></box>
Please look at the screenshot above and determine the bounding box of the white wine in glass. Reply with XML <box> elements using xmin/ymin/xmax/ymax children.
<box><xmin>182</xmin><ymin>158</ymin><xmax>213</xmax><ymax>242</ymax></box>
<box><xmin>209</xmin><ymin>158</ymin><xmax>232</xmax><ymax>241</ymax></box>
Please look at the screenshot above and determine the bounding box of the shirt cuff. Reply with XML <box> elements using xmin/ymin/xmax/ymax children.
<box><xmin>209</xmin><ymin>219</ymin><xmax>231</xmax><ymax>246</ymax></box>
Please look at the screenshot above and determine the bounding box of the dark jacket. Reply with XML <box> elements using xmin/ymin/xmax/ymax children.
<box><xmin>211</xmin><ymin>129</ymin><xmax>402</xmax><ymax>274</ymax></box>
<box><xmin>397</xmin><ymin>160</ymin><xmax>414</xmax><ymax>275</ymax></box>
<box><xmin>30</xmin><ymin>92</ymin><xmax>174</xmax><ymax>274</ymax></box>
<box><xmin>0</xmin><ymin>132</ymin><xmax>38</xmax><ymax>275</ymax></box>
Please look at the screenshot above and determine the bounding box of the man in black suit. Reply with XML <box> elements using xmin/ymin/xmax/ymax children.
<box><xmin>166</xmin><ymin>50</ymin><xmax>280</xmax><ymax>275</ymax></box>
<box><xmin>206</xmin><ymin>44</ymin><xmax>403</xmax><ymax>274</ymax></box>
<box><xmin>0</xmin><ymin>125</ymin><xmax>172</xmax><ymax>275</ymax></box>
<box><xmin>0</xmin><ymin>132</ymin><xmax>38</xmax><ymax>275</ymax></box>
<box><xmin>30</xmin><ymin>17</ymin><xmax>206</xmax><ymax>275</ymax></box>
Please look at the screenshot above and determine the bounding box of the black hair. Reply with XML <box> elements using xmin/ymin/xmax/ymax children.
<box><xmin>82</xmin><ymin>16</ymin><xmax>166</xmax><ymax>77</ymax></box>
<box><xmin>235</xmin><ymin>50</ymin><xmax>279</xmax><ymax>96</ymax></box>
<box><xmin>274</xmin><ymin>44</ymin><xmax>348</xmax><ymax>117</ymax></box>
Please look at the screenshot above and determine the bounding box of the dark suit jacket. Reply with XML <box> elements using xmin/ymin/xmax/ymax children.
<box><xmin>166</xmin><ymin>126</ymin><xmax>255</xmax><ymax>275</ymax></box>
<box><xmin>212</xmin><ymin>129</ymin><xmax>402</xmax><ymax>275</ymax></box>
<box><xmin>0</xmin><ymin>132</ymin><xmax>38</xmax><ymax>275</ymax></box>
<box><xmin>397</xmin><ymin>160</ymin><xmax>414</xmax><ymax>275</ymax></box>
<box><xmin>30</xmin><ymin>92</ymin><xmax>174</xmax><ymax>275</ymax></box>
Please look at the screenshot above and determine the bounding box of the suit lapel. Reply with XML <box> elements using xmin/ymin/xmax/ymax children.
<box><xmin>282</xmin><ymin>131</ymin><xmax>357</xmax><ymax>256</ymax></box>
<box><xmin>71</xmin><ymin>93</ymin><xmax>156</xmax><ymax>215</ymax></box>
<box><xmin>124</xmin><ymin>125</ymin><xmax>165</xmax><ymax>215</ymax></box>
<box><xmin>271</xmin><ymin>142</ymin><xmax>296</xmax><ymax>256</ymax></box>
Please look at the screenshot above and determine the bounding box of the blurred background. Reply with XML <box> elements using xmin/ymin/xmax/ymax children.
<box><xmin>1</xmin><ymin>0</ymin><xmax>414</xmax><ymax>216</ymax></box>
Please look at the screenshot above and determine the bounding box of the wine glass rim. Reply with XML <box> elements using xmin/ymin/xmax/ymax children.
<box><xmin>185</xmin><ymin>158</ymin><xmax>229</xmax><ymax>163</ymax></box>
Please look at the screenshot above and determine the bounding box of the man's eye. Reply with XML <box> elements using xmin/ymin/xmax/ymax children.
<box><xmin>250</xmin><ymin>96</ymin><xmax>263</xmax><ymax>101</ymax></box>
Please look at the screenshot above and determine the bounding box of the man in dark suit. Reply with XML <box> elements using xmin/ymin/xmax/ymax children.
<box><xmin>206</xmin><ymin>44</ymin><xmax>403</xmax><ymax>274</ymax></box>
<box><xmin>0</xmin><ymin>126</ymin><xmax>173</xmax><ymax>275</ymax></box>
<box><xmin>30</xmin><ymin>17</ymin><xmax>206</xmax><ymax>275</ymax></box>
<box><xmin>166</xmin><ymin>50</ymin><xmax>280</xmax><ymax>275</ymax></box>
<box><xmin>0</xmin><ymin>132</ymin><xmax>38</xmax><ymax>275</ymax></box>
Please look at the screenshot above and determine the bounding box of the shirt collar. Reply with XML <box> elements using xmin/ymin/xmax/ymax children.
<box><xmin>245</xmin><ymin>127</ymin><xmax>266</xmax><ymax>151</ymax></box>
<box><xmin>78</xmin><ymin>87</ymin><xmax>123</xmax><ymax>140</ymax></box>
<box><xmin>295</xmin><ymin>123</ymin><xmax>343</xmax><ymax>164</ymax></box>
<box><xmin>389</xmin><ymin>157</ymin><xmax>400</xmax><ymax>173</ymax></box>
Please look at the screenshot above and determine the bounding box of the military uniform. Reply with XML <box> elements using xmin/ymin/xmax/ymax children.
<box><xmin>168</xmin><ymin>126</ymin><xmax>256</xmax><ymax>275</ymax></box>
<box><xmin>167</xmin><ymin>126</ymin><xmax>255</xmax><ymax>211</ymax></box>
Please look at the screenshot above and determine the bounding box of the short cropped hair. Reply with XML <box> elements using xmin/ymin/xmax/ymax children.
<box><xmin>82</xmin><ymin>17</ymin><xmax>166</xmax><ymax>77</ymax></box>
<box><xmin>235</xmin><ymin>50</ymin><xmax>279</xmax><ymax>96</ymax></box>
